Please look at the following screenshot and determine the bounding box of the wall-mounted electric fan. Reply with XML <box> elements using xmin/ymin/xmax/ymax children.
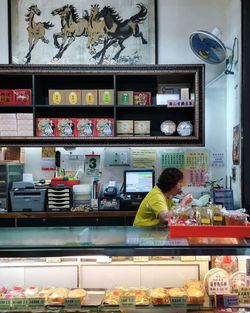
<box><xmin>189</xmin><ymin>27</ymin><xmax>238</xmax><ymax>75</ymax></box>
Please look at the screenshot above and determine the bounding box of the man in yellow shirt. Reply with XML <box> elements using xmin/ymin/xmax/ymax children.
<box><xmin>133</xmin><ymin>168</ymin><xmax>192</xmax><ymax>226</ymax></box>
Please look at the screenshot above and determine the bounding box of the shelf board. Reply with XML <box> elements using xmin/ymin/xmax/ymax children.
<box><xmin>35</xmin><ymin>105</ymin><xmax>114</xmax><ymax>108</ymax></box>
<box><xmin>0</xmin><ymin>135</ymin><xmax>202</xmax><ymax>147</ymax></box>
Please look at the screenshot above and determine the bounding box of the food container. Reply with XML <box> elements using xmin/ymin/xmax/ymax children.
<box><xmin>224</xmin><ymin>209</ymin><xmax>249</xmax><ymax>226</ymax></box>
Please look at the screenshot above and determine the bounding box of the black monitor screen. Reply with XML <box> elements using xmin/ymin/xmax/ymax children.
<box><xmin>123</xmin><ymin>169</ymin><xmax>155</xmax><ymax>196</ymax></box>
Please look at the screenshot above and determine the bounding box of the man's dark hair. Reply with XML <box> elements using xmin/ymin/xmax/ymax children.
<box><xmin>157</xmin><ymin>168</ymin><xmax>183</xmax><ymax>193</ymax></box>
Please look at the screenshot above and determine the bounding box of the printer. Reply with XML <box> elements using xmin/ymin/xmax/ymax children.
<box><xmin>10</xmin><ymin>182</ymin><xmax>46</xmax><ymax>212</ymax></box>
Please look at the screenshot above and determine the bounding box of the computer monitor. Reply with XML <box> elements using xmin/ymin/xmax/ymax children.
<box><xmin>123</xmin><ymin>169</ymin><xmax>155</xmax><ymax>198</ymax></box>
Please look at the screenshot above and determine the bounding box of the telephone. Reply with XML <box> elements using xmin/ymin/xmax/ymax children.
<box><xmin>104</xmin><ymin>186</ymin><xmax>118</xmax><ymax>197</ymax></box>
<box><xmin>104</xmin><ymin>181</ymin><xmax>117</xmax><ymax>196</ymax></box>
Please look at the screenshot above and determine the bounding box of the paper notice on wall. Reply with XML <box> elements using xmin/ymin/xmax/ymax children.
<box><xmin>41</xmin><ymin>147</ymin><xmax>56</xmax><ymax>171</ymax></box>
<box><xmin>211</xmin><ymin>153</ymin><xmax>225</xmax><ymax>167</ymax></box>
<box><xmin>185</xmin><ymin>151</ymin><xmax>209</xmax><ymax>169</ymax></box>
<box><xmin>131</xmin><ymin>149</ymin><xmax>156</xmax><ymax>168</ymax></box>
<box><xmin>84</xmin><ymin>154</ymin><xmax>101</xmax><ymax>176</ymax></box>
<box><xmin>161</xmin><ymin>152</ymin><xmax>185</xmax><ymax>169</ymax></box>
<box><xmin>61</xmin><ymin>154</ymin><xmax>84</xmax><ymax>171</ymax></box>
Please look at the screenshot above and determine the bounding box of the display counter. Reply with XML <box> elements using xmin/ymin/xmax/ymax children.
<box><xmin>0</xmin><ymin>226</ymin><xmax>249</xmax><ymax>312</ymax></box>
<box><xmin>0</xmin><ymin>226</ymin><xmax>249</xmax><ymax>257</ymax></box>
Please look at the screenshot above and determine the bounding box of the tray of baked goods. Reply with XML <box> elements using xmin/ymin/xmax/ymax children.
<box><xmin>0</xmin><ymin>286</ymin><xmax>105</xmax><ymax>308</ymax></box>
<box><xmin>102</xmin><ymin>280</ymin><xmax>205</xmax><ymax>307</ymax></box>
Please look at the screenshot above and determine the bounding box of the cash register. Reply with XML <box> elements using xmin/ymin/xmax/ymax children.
<box><xmin>10</xmin><ymin>182</ymin><xmax>46</xmax><ymax>212</ymax></box>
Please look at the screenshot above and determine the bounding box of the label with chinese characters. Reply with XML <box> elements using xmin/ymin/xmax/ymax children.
<box><xmin>119</xmin><ymin>296</ymin><xmax>136</xmax><ymax>308</ymax></box>
<box><xmin>238</xmin><ymin>287</ymin><xmax>250</xmax><ymax>304</ymax></box>
<box><xmin>28</xmin><ymin>298</ymin><xmax>45</xmax><ymax>308</ymax></box>
<box><xmin>12</xmin><ymin>298</ymin><xmax>29</xmax><ymax>310</ymax></box>
<box><xmin>208</xmin><ymin>274</ymin><xmax>230</xmax><ymax>295</ymax></box>
<box><xmin>64</xmin><ymin>297</ymin><xmax>81</xmax><ymax>308</ymax></box>
<box><xmin>0</xmin><ymin>299</ymin><xmax>11</xmax><ymax>310</ymax></box>
<box><xmin>170</xmin><ymin>297</ymin><xmax>187</xmax><ymax>307</ymax></box>
<box><xmin>223</xmin><ymin>294</ymin><xmax>239</xmax><ymax>307</ymax></box>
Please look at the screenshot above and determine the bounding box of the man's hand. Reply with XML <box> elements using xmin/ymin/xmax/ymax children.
<box><xmin>180</xmin><ymin>193</ymin><xmax>193</xmax><ymax>206</ymax></box>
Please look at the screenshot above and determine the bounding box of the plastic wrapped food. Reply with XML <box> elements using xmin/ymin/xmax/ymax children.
<box><xmin>224</xmin><ymin>209</ymin><xmax>249</xmax><ymax>226</ymax></box>
<box><xmin>198</xmin><ymin>207</ymin><xmax>212</xmax><ymax>225</ymax></box>
<box><xmin>213</xmin><ymin>256</ymin><xmax>238</xmax><ymax>274</ymax></box>
<box><xmin>169</xmin><ymin>205</ymin><xmax>198</xmax><ymax>225</ymax></box>
<box><xmin>211</xmin><ymin>205</ymin><xmax>224</xmax><ymax>225</ymax></box>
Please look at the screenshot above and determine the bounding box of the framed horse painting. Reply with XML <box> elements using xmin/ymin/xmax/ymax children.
<box><xmin>9</xmin><ymin>0</ymin><xmax>157</xmax><ymax>65</ymax></box>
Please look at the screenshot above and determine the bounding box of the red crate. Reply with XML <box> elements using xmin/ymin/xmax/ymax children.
<box><xmin>14</xmin><ymin>89</ymin><xmax>32</xmax><ymax>105</ymax></box>
<box><xmin>169</xmin><ymin>225</ymin><xmax>250</xmax><ymax>238</ymax></box>
<box><xmin>0</xmin><ymin>89</ymin><xmax>14</xmax><ymax>105</ymax></box>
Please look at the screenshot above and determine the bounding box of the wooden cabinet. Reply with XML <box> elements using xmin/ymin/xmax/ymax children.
<box><xmin>0</xmin><ymin>64</ymin><xmax>204</xmax><ymax>146</ymax></box>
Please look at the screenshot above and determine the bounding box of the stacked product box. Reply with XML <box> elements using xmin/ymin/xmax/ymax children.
<box><xmin>48</xmin><ymin>89</ymin><xmax>114</xmax><ymax>105</ymax></box>
<box><xmin>36</xmin><ymin>118</ymin><xmax>114</xmax><ymax>137</ymax></box>
<box><xmin>16</xmin><ymin>113</ymin><xmax>34</xmax><ymax>136</ymax></box>
<box><xmin>0</xmin><ymin>89</ymin><xmax>32</xmax><ymax>105</ymax></box>
<box><xmin>36</xmin><ymin>118</ymin><xmax>57</xmax><ymax>137</ymax></box>
<box><xmin>0</xmin><ymin>114</ymin><xmax>17</xmax><ymax>136</ymax></box>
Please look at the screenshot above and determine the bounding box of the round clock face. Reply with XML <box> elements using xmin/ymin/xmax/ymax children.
<box><xmin>160</xmin><ymin>120</ymin><xmax>176</xmax><ymax>135</ymax></box>
<box><xmin>177</xmin><ymin>121</ymin><xmax>193</xmax><ymax>136</ymax></box>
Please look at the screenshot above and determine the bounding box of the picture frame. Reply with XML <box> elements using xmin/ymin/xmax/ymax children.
<box><xmin>8</xmin><ymin>0</ymin><xmax>157</xmax><ymax>65</ymax></box>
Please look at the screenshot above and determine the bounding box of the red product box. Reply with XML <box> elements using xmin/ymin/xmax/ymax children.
<box><xmin>95</xmin><ymin>118</ymin><xmax>114</xmax><ymax>136</ymax></box>
<box><xmin>0</xmin><ymin>89</ymin><xmax>14</xmax><ymax>105</ymax></box>
<box><xmin>57</xmin><ymin>118</ymin><xmax>76</xmax><ymax>137</ymax></box>
<box><xmin>36</xmin><ymin>118</ymin><xmax>57</xmax><ymax>137</ymax></box>
<box><xmin>133</xmin><ymin>92</ymin><xmax>151</xmax><ymax>105</ymax></box>
<box><xmin>75</xmin><ymin>118</ymin><xmax>96</xmax><ymax>136</ymax></box>
<box><xmin>14</xmin><ymin>89</ymin><xmax>32</xmax><ymax>105</ymax></box>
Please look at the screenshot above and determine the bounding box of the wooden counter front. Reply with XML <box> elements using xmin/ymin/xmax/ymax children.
<box><xmin>0</xmin><ymin>211</ymin><xmax>137</xmax><ymax>227</ymax></box>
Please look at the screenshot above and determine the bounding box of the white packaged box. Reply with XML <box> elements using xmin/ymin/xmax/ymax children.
<box><xmin>73</xmin><ymin>184</ymin><xmax>91</xmax><ymax>201</ymax></box>
<box><xmin>0</xmin><ymin>130</ymin><xmax>18</xmax><ymax>136</ymax></box>
<box><xmin>0</xmin><ymin>114</ymin><xmax>16</xmax><ymax>120</ymax></box>
<box><xmin>16</xmin><ymin>113</ymin><xmax>33</xmax><ymax>120</ymax></box>
<box><xmin>0</xmin><ymin>120</ymin><xmax>17</xmax><ymax>131</ymax></box>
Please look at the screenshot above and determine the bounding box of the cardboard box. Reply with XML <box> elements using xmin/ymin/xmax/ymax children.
<box><xmin>16</xmin><ymin>113</ymin><xmax>33</xmax><ymax>120</ymax></box>
<box><xmin>134</xmin><ymin>120</ymin><xmax>151</xmax><ymax>136</ymax></box>
<box><xmin>14</xmin><ymin>89</ymin><xmax>32</xmax><ymax>105</ymax></box>
<box><xmin>57</xmin><ymin>118</ymin><xmax>76</xmax><ymax>136</ymax></box>
<box><xmin>75</xmin><ymin>118</ymin><xmax>95</xmax><ymax>136</ymax></box>
<box><xmin>36</xmin><ymin>118</ymin><xmax>57</xmax><ymax>137</ymax></box>
<box><xmin>180</xmin><ymin>88</ymin><xmax>190</xmax><ymax>100</ymax></box>
<box><xmin>0</xmin><ymin>130</ymin><xmax>17</xmax><ymax>136</ymax></box>
<box><xmin>0</xmin><ymin>120</ymin><xmax>17</xmax><ymax>131</ymax></box>
<box><xmin>65</xmin><ymin>90</ymin><xmax>82</xmax><ymax>105</ymax></box>
<box><xmin>98</xmin><ymin>90</ymin><xmax>114</xmax><ymax>105</ymax></box>
<box><xmin>0</xmin><ymin>89</ymin><xmax>14</xmax><ymax>105</ymax></box>
<box><xmin>95</xmin><ymin>118</ymin><xmax>114</xmax><ymax>136</ymax></box>
<box><xmin>133</xmin><ymin>92</ymin><xmax>151</xmax><ymax>105</ymax></box>
<box><xmin>82</xmin><ymin>90</ymin><xmax>98</xmax><ymax>105</ymax></box>
<box><xmin>0</xmin><ymin>114</ymin><xmax>16</xmax><ymax>119</ymax></box>
<box><xmin>117</xmin><ymin>91</ymin><xmax>133</xmax><ymax>105</ymax></box>
<box><xmin>49</xmin><ymin>90</ymin><xmax>65</xmax><ymax>105</ymax></box>
<box><xmin>117</xmin><ymin>120</ymin><xmax>134</xmax><ymax>136</ymax></box>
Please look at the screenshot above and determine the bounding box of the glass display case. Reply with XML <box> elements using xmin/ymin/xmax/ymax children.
<box><xmin>0</xmin><ymin>226</ymin><xmax>249</xmax><ymax>312</ymax></box>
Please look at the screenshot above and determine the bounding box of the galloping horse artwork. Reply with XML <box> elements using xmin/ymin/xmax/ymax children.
<box><xmin>92</xmin><ymin>4</ymin><xmax>148</xmax><ymax>64</ymax></box>
<box><xmin>51</xmin><ymin>4</ymin><xmax>89</xmax><ymax>62</ymax></box>
<box><xmin>24</xmin><ymin>5</ymin><xmax>54</xmax><ymax>64</ymax></box>
<box><xmin>10</xmin><ymin>1</ymin><xmax>155</xmax><ymax>64</ymax></box>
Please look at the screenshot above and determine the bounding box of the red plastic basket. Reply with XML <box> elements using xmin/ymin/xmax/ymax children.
<box><xmin>169</xmin><ymin>225</ymin><xmax>250</xmax><ymax>238</ymax></box>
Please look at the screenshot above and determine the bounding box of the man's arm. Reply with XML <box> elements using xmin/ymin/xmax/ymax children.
<box><xmin>157</xmin><ymin>210</ymin><xmax>169</xmax><ymax>225</ymax></box>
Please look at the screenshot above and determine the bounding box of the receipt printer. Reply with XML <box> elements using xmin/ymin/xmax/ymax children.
<box><xmin>10</xmin><ymin>182</ymin><xmax>46</xmax><ymax>212</ymax></box>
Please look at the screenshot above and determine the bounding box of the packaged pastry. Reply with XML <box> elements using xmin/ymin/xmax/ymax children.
<box><xmin>198</xmin><ymin>207</ymin><xmax>212</xmax><ymax>225</ymax></box>
<box><xmin>123</xmin><ymin>288</ymin><xmax>150</xmax><ymax>305</ymax></box>
<box><xmin>169</xmin><ymin>205</ymin><xmax>197</xmax><ymax>225</ymax></box>
<box><xmin>151</xmin><ymin>288</ymin><xmax>169</xmax><ymax>305</ymax></box>
<box><xmin>68</xmin><ymin>288</ymin><xmax>87</xmax><ymax>305</ymax></box>
<box><xmin>186</xmin><ymin>287</ymin><xmax>205</xmax><ymax>304</ymax></box>
<box><xmin>47</xmin><ymin>287</ymin><xmax>68</xmax><ymax>305</ymax></box>
<box><xmin>224</xmin><ymin>209</ymin><xmax>249</xmax><ymax>226</ymax></box>
<box><xmin>24</xmin><ymin>286</ymin><xmax>39</xmax><ymax>297</ymax></box>
<box><xmin>229</xmin><ymin>271</ymin><xmax>247</xmax><ymax>292</ymax></box>
<box><xmin>103</xmin><ymin>288</ymin><xmax>124</xmax><ymax>305</ymax></box>
<box><xmin>184</xmin><ymin>280</ymin><xmax>202</xmax><ymax>289</ymax></box>
<box><xmin>212</xmin><ymin>256</ymin><xmax>238</xmax><ymax>274</ymax></box>
<box><xmin>211</xmin><ymin>205</ymin><xmax>224</xmax><ymax>225</ymax></box>
<box><xmin>168</xmin><ymin>287</ymin><xmax>187</xmax><ymax>298</ymax></box>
